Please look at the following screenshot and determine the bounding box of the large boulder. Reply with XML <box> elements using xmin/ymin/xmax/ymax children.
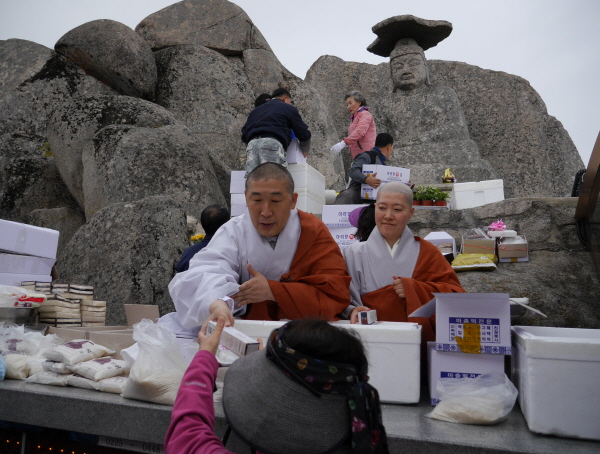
<box><xmin>0</xmin><ymin>39</ymin><xmax>114</xmax><ymax>222</ymax></box>
<box><xmin>408</xmin><ymin>197</ymin><xmax>600</xmax><ymax>329</ymax></box>
<box><xmin>47</xmin><ymin>95</ymin><xmax>180</xmax><ymax>209</ymax></box>
<box><xmin>135</xmin><ymin>0</ymin><xmax>272</xmax><ymax>54</ymax></box>
<box><xmin>82</xmin><ymin>123</ymin><xmax>226</xmax><ymax>220</ymax></box>
<box><xmin>55</xmin><ymin>20</ymin><xmax>157</xmax><ymax>101</ymax></box>
<box><xmin>305</xmin><ymin>56</ymin><xmax>583</xmax><ymax>197</ymax></box>
<box><xmin>56</xmin><ymin>196</ymin><xmax>189</xmax><ymax>325</ymax></box>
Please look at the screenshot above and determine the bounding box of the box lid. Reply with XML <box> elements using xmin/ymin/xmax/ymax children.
<box><xmin>512</xmin><ymin>326</ymin><xmax>600</xmax><ymax>361</ymax></box>
<box><xmin>452</xmin><ymin>179</ymin><xmax>504</xmax><ymax>192</ymax></box>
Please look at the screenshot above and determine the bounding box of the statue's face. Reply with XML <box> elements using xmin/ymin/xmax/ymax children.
<box><xmin>390</xmin><ymin>53</ymin><xmax>427</xmax><ymax>91</ymax></box>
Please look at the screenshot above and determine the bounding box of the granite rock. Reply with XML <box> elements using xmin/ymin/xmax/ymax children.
<box><xmin>135</xmin><ymin>0</ymin><xmax>272</xmax><ymax>54</ymax></box>
<box><xmin>55</xmin><ymin>19</ymin><xmax>157</xmax><ymax>101</ymax></box>
<box><xmin>56</xmin><ymin>196</ymin><xmax>188</xmax><ymax>325</ymax></box>
<box><xmin>47</xmin><ymin>95</ymin><xmax>180</xmax><ymax>208</ymax></box>
<box><xmin>82</xmin><ymin>123</ymin><xmax>226</xmax><ymax>220</ymax></box>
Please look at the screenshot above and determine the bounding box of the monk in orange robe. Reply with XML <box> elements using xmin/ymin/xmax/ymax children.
<box><xmin>343</xmin><ymin>182</ymin><xmax>465</xmax><ymax>343</ymax></box>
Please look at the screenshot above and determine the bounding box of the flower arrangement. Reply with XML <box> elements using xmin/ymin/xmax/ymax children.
<box><xmin>442</xmin><ymin>168</ymin><xmax>456</xmax><ymax>183</ymax></box>
<box><xmin>190</xmin><ymin>233</ymin><xmax>205</xmax><ymax>244</ymax></box>
<box><xmin>487</xmin><ymin>219</ymin><xmax>506</xmax><ymax>231</ymax></box>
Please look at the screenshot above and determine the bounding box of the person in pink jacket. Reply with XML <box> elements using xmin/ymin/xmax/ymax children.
<box><xmin>331</xmin><ymin>91</ymin><xmax>377</xmax><ymax>159</ymax></box>
<box><xmin>165</xmin><ymin>318</ymin><xmax>389</xmax><ymax>454</ymax></box>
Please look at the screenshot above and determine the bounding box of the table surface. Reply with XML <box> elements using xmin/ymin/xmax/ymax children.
<box><xmin>1</xmin><ymin>379</ymin><xmax>598</xmax><ymax>453</ymax></box>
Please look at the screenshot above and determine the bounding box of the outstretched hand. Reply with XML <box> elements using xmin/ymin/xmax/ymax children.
<box><xmin>231</xmin><ymin>263</ymin><xmax>275</xmax><ymax>307</ymax></box>
<box><xmin>198</xmin><ymin>317</ymin><xmax>225</xmax><ymax>355</ymax></box>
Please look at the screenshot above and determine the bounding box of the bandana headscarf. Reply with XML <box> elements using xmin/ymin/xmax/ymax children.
<box><xmin>266</xmin><ymin>324</ymin><xmax>389</xmax><ymax>453</ymax></box>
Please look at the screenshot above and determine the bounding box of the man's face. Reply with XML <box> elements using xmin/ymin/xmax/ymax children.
<box><xmin>375</xmin><ymin>191</ymin><xmax>414</xmax><ymax>244</ymax></box>
<box><xmin>245</xmin><ymin>178</ymin><xmax>298</xmax><ymax>237</ymax></box>
<box><xmin>380</xmin><ymin>143</ymin><xmax>394</xmax><ymax>160</ymax></box>
<box><xmin>390</xmin><ymin>54</ymin><xmax>427</xmax><ymax>91</ymax></box>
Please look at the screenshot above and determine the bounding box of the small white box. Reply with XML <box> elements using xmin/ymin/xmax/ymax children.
<box><xmin>0</xmin><ymin>273</ymin><xmax>52</xmax><ymax>287</ymax></box>
<box><xmin>511</xmin><ymin>326</ymin><xmax>600</xmax><ymax>440</ymax></box>
<box><xmin>229</xmin><ymin>171</ymin><xmax>246</xmax><ymax>194</ymax></box>
<box><xmin>451</xmin><ymin>179</ymin><xmax>504</xmax><ymax>210</ymax></box>
<box><xmin>361</xmin><ymin>164</ymin><xmax>410</xmax><ymax>199</ymax></box>
<box><xmin>287</xmin><ymin>163</ymin><xmax>326</xmax><ymax>195</ymax></box>
<box><xmin>327</xmin><ymin>227</ymin><xmax>359</xmax><ymax>251</ymax></box>
<box><xmin>207</xmin><ymin>321</ymin><xmax>260</xmax><ymax>357</ymax></box>
<box><xmin>295</xmin><ymin>188</ymin><xmax>325</xmax><ymax>215</ymax></box>
<box><xmin>0</xmin><ymin>219</ymin><xmax>59</xmax><ymax>259</ymax></box>
<box><xmin>322</xmin><ymin>204</ymin><xmax>368</xmax><ymax>228</ymax></box>
<box><xmin>410</xmin><ymin>293</ymin><xmax>511</xmax><ymax>355</ymax></box>
<box><xmin>0</xmin><ymin>253</ymin><xmax>55</xmax><ymax>275</ymax></box>
<box><xmin>230</xmin><ymin>193</ymin><xmax>246</xmax><ymax>205</ymax></box>
<box><xmin>359</xmin><ymin>309</ymin><xmax>377</xmax><ymax>325</ymax></box>
<box><xmin>230</xmin><ymin>204</ymin><xmax>246</xmax><ymax>217</ymax></box>
<box><xmin>286</xmin><ymin>139</ymin><xmax>307</xmax><ymax>164</ymax></box>
<box><xmin>423</xmin><ymin>232</ymin><xmax>457</xmax><ymax>259</ymax></box>
<box><xmin>427</xmin><ymin>342</ymin><xmax>505</xmax><ymax>406</ymax></box>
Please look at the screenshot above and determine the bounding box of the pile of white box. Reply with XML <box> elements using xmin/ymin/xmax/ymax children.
<box><xmin>321</xmin><ymin>204</ymin><xmax>365</xmax><ymax>251</ymax></box>
<box><xmin>229</xmin><ymin>164</ymin><xmax>326</xmax><ymax>216</ymax></box>
<box><xmin>0</xmin><ymin>219</ymin><xmax>59</xmax><ymax>287</ymax></box>
<box><xmin>450</xmin><ymin>179</ymin><xmax>505</xmax><ymax>209</ymax></box>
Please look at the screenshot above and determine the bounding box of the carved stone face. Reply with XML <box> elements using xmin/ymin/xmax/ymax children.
<box><xmin>390</xmin><ymin>53</ymin><xmax>427</xmax><ymax>91</ymax></box>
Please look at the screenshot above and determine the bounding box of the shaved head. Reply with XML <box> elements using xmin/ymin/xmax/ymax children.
<box><xmin>376</xmin><ymin>181</ymin><xmax>413</xmax><ymax>206</ymax></box>
<box><xmin>245</xmin><ymin>162</ymin><xmax>295</xmax><ymax>195</ymax></box>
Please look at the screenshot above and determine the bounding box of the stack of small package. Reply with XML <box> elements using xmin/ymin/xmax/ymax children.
<box><xmin>451</xmin><ymin>228</ymin><xmax>498</xmax><ymax>271</ymax></box>
<box><xmin>321</xmin><ymin>205</ymin><xmax>365</xmax><ymax>251</ymax></box>
<box><xmin>0</xmin><ymin>219</ymin><xmax>58</xmax><ymax>287</ymax></box>
<box><xmin>487</xmin><ymin>220</ymin><xmax>529</xmax><ymax>263</ymax></box>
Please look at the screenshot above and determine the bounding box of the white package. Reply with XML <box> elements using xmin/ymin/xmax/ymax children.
<box><xmin>96</xmin><ymin>375</ymin><xmax>129</xmax><ymax>394</ymax></box>
<box><xmin>43</xmin><ymin>339</ymin><xmax>115</xmax><ymax>365</ymax></box>
<box><xmin>26</xmin><ymin>371</ymin><xmax>70</xmax><ymax>386</ymax></box>
<box><xmin>42</xmin><ymin>360</ymin><xmax>71</xmax><ymax>375</ymax></box>
<box><xmin>4</xmin><ymin>354</ymin><xmax>31</xmax><ymax>380</ymax></box>
<box><xmin>67</xmin><ymin>374</ymin><xmax>98</xmax><ymax>390</ymax></box>
<box><xmin>69</xmin><ymin>357</ymin><xmax>128</xmax><ymax>381</ymax></box>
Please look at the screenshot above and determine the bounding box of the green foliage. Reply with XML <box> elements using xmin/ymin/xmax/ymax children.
<box><xmin>413</xmin><ymin>185</ymin><xmax>449</xmax><ymax>201</ymax></box>
<box><xmin>40</xmin><ymin>141</ymin><xmax>52</xmax><ymax>158</ymax></box>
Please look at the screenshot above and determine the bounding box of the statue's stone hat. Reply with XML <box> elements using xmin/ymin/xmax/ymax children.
<box><xmin>367</xmin><ymin>15</ymin><xmax>452</xmax><ymax>58</ymax></box>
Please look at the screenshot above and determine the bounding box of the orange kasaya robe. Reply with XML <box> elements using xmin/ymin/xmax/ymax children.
<box><xmin>244</xmin><ymin>210</ymin><xmax>351</xmax><ymax>321</ymax></box>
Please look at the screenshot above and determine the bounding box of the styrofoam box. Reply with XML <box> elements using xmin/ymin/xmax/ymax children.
<box><xmin>451</xmin><ymin>179</ymin><xmax>504</xmax><ymax>210</ymax></box>
<box><xmin>423</xmin><ymin>232</ymin><xmax>457</xmax><ymax>258</ymax></box>
<box><xmin>322</xmin><ymin>204</ymin><xmax>368</xmax><ymax>228</ymax></box>
<box><xmin>0</xmin><ymin>272</ymin><xmax>52</xmax><ymax>287</ymax></box>
<box><xmin>286</xmin><ymin>139</ymin><xmax>306</xmax><ymax>165</ymax></box>
<box><xmin>229</xmin><ymin>171</ymin><xmax>246</xmax><ymax>194</ymax></box>
<box><xmin>230</xmin><ymin>204</ymin><xmax>246</xmax><ymax>217</ymax></box>
<box><xmin>511</xmin><ymin>326</ymin><xmax>600</xmax><ymax>440</ymax></box>
<box><xmin>234</xmin><ymin>320</ymin><xmax>422</xmax><ymax>404</ymax></box>
<box><xmin>0</xmin><ymin>253</ymin><xmax>55</xmax><ymax>275</ymax></box>
<box><xmin>327</xmin><ymin>227</ymin><xmax>359</xmax><ymax>251</ymax></box>
<box><xmin>0</xmin><ymin>219</ymin><xmax>59</xmax><ymax>259</ymax></box>
<box><xmin>230</xmin><ymin>193</ymin><xmax>245</xmax><ymax>205</ymax></box>
<box><xmin>427</xmin><ymin>342</ymin><xmax>505</xmax><ymax>406</ymax></box>
<box><xmin>295</xmin><ymin>188</ymin><xmax>325</xmax><ymax>215</ymax></box>
<box><xmin>287</xmin><ymin>163</ymin><xmax>326</xmax><ymax>195</ymax></box>
<box><xmin>410</xmin><ymin>293</ymin><xmax>512</xmax><ymax>355</ymax></box>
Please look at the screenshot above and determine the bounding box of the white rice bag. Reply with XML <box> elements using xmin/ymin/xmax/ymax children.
<box><xmin>42</xmin><ymin>360</ymin><xmax>71</xmax><ymax>374</ymax></box>
<box><xmin>66</xmin><ymin>374</ymin><xmax>98</xmax><ymax>390</ymax></box>
<box><xmin>27</xmin><ymin>358</ymin><xmax>45</xmax><ymax>376</ymax></box>
<box><xmin>4</xmin><ymin>354</ymin><xmax>30</xmax><ymax>380</ymax></box>
<box><xmin>43</xmin><ymin>339</ymin><xmax>114</xmax><ymax>366</ymax></box>
<box><xmin>26</xmin><ymin>371</ymin><xmax>70</xmax><ymax>386</ymax></box>
<box><xmin>68</xmin><ymin>357</ymin><xmax>128</xmax><ymax>381</ymax></box>
<box><xmin>97</xmin><ymin>375</ymin><xmax>129</xmax><ymax>394</ymax></box>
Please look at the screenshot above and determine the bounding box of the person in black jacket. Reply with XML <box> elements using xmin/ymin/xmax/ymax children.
<box><xmin>242</xmin><ymin>88</ymin><xmax>311</xmax><ymax>175</ymax></box>
<box><xmin>175</xmin><ymin>205</ymin><xmax>230</xmax><ymax>272</ymax></box>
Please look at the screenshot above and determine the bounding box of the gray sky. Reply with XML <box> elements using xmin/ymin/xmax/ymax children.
<box><xmin>1</xmin><ymin>0</ymin><xmax>598</xmax><ymax>166</ymax></box>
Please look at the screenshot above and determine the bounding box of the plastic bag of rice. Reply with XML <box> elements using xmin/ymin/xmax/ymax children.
<box><xmin>41</xmin><ymin>360</ymin><xmax>71</xmax><ymax>374</ymax></box>
<box><xmin>43</xmin><ymin>339</ymin><xmax>114</xmax><ymax>366</ymax></box>
<box><xmin>66</xmin><ymin>374</ymin><xmax>97</xmax><ymax>390</ymax></box>
<box><xmin>26</xmin><ymin>371</ymin><xmax>70</xmax><ymax>386</ymax></box>
<box><xmin>4</xmin><ymin>354</ymin><xmax>30</xmax><ymax>380</ymax></box>
<box><xmin>69</xmin><ymin>357</ymin><xmax>128</xmax><ymax>381</ymax></box>
<box><xmin>96</xmin><ymin>375</ymin><xmax>129</xmax><ymax>394</ymax></box>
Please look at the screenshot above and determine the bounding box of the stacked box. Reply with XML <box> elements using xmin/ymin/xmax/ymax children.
<box><xmin>360</xmin><ymin>164</ymin><xmax>410</xmax><ymax>200</ymax></box>
<box><xmin>497</xmin><ymin>235</ymin><xmax>529</xmax><ymax>262</ymax></box>
<box><xmin>424</xmin><ymin>232</ymin><xmax>457</xmax><ymax>261</ymax></box>
<box><xmin>321</xmin><ymin>205</ymin><xmax>366</xmax><ymax>251</ymax></box>
<box><xmin>451</xmin><ymin>179</ymin><xmax>504</xmax><ymax>210</ymax></box>
<box><xmin>229</xmin><ymin>171</ymin><xmax>247</xmax><ymax>217</ymax></box>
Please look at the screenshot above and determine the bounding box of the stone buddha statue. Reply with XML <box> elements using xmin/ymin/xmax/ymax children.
<box><xmin>368</xmin><ymin>16</ymin><xmax>495</xmax><ymax>183</ymax></box>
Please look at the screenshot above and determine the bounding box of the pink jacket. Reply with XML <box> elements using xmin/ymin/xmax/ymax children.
<box><xmin>344</xmin><ymin>109</ymin><xmax>376</xmax><ymax>159</ymax></box>
<box><xmin>165</xmin><ymin>350</ymin><xmax>234</xmax><ymax>454</ymax></box>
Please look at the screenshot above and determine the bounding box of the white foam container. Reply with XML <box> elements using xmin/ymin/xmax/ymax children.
<box><xmin>0</xmin><ymin>272</ymin><xmax>52</xmax><ymax>287</ymax></box>
<box><xmin>287</xmin><ymin>163</ymin><xmax>326</xmax><ymax>195</ymax></box>
<box><xmin>511</xmin><ymin>326</ymin><xmax>600</xmax><ymax>440</ymax></box>
<box><xmin>451</xmin><ymin>179</ymin><xmax>504</xmax><ymax>210</ymax></box>
<box><xmin>295</xmin><ymin>188</ymin><xmax>325</xmax><ymax>215</ymax></box>
<box><xmin>0</xmin><ymin>219</ymin><xmax>59</xmax><ymax>259</ymax></box>
<box><xmin>0</xmin><ymin>253</ymin><xmax>55</xmax><ymax>275</ymax></box>
<box><xmin>229</xmin><ymin>171</ymin><xmax>246</xmax><ymax>194</ymax></box>
<box><xmin>233</xmin><ymin>320</ymin><xmax>422</xmax><ymax>404</ymax></box>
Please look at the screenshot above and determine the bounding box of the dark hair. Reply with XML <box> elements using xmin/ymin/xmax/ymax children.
<box><xmin>355</xmin><ymin>203</ymin><xmax>376</xmax><ymax>242</ymax></box>
<box><xmin>200</xmin><ymin>204</ymin><xmax>230</xmax><ymax>235</ymax></box>
<box><xmin>272</xmin><ymin>87</ymin><xmax>291</xmax><ymax>99</ymax></box>
<box><xmin>245</xmin><ymin>162</ymin><xmax>295</xmax><ymax>194</ymax></box>
<box><xmin>282</xmin><ymin>319</ymin><xmax>368</xmax><ymax>373</ymax></box>
<box><xmin>254</xmin><ymin>93</ymin><xmax>272</xmax><ymax>108</ymax></box>
<box><xmin>375</xmin><ymin>133</ymin><xmax>394</xmax><ymax>148</ymax></box>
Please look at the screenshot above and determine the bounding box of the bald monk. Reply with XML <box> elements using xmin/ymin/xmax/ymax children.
<box><xmin>167</xmin><ymin>162</ymin><xmax>351</xmax><ymax>334</ymax></box>
<box><xmin>343</xmin><ymin>181</ymin><xmax>465</xmax><ymax>342</ymax></box>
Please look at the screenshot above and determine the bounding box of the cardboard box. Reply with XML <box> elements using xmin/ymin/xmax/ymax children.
<box><xmin>321</xmin><ymin>204</ymin><xmax>368</xmax><ymax>228</ymax></box>
<box><xmin>359</xmin><ymin>310</ymin><xmax>377</xmax><ymax>325</ymax></box>
<box><xmin>124</xmin><ymin>304</ymin><xmax>159</xmax><ymax>325</ymax></box>
<box><xmin>327</xmin><ymin>227</ymin><xmax>360</xmax><ymax>251</ymax></box>
<box><xmin>0</xmin><ymin>253</ymin><xmax>55</xmax><ymax>275</ymax></box>
<box><xmin>451</xmin><ymin>179</ymin><xmax>504</xmax><ymax>210</ymax></box>
<box><xmin>361</xmin><ymin>164</ymin><xmax>410</xmax><ymax>199</ymax></box>
<box><xmin>229</xmin><ymin>171</ymin><xmax>246</xmax><ymax>194</ymax></box>
<box><xmin>287</xmin><ymin>163</ymin><xmax>325</xmax><ymax>194</ymax></box>
<box><xmin>498</xmin><ymin>256</ymin><xmax>530</xmax><ymax>263</ymax></box>
<box><xmin>512</xmin><ymin>326</ymin><xmax>600</xmax><ymax>440</ymax></box>
<box><xmin>0</xmin><ymin>273</ymin><xmax>52</xmax><ymax>287</ymax></box>
<box><xmin>207</xmin><ymin>321</ymin><xmax>260</xmax><ymax>356</ymax></box>
<box><xmin>286</xmin><ymin>140</ymin><xmax>307</xmax><ymax>165</ymax></box>
<box><xmin>461</xmin><ymin>235</ymin><xmax>496</xmax><ymax>255</ymax></box>
<box><xmin>410</xmin><ymin>293</ymin><xmax>512</xmax><ymax>355</ymax></box>
<box><xmin>0</xmin><ymin>219</ymin><xmax>59</xmax><ymax>259</ymax></box>
<box><xmin>424</xmin><ymin>232</ymin><xmax>457</xmax><ymax>259</ymax></box>
<box><xmin>427</xmin><ymin>342</ymin><xmax>506</xmax><ymax>406</ymax></box>
<box><xmin>497</xmin><ymin>235</ymin><xmax>528</xmax><ymax>258</ymax></box>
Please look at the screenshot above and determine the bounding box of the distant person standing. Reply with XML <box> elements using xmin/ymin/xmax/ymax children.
<box><xmin>331</xmin><ymin>91</ymin><xmax>376</xmax><ymax>159</ymax></box>
<box><xmin>175</xmin><ymin>205</ymin><xmax>230</xmax><ymax>272</ymax></box>
<box><xmin>242</xmin><ymin>88</ymin><xmax>311</xmax><ymax>175</ymax></box>
<box><xmin>253</xmin><ymin>93</ymin><xmax>272</xmax><ymax>107</ymax></box>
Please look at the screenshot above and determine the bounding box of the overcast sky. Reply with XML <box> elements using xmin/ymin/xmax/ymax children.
<box><xmin>1</xmin><ymin>0</ymin><xmax>598</xmax><ymax>166</ymax></box>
